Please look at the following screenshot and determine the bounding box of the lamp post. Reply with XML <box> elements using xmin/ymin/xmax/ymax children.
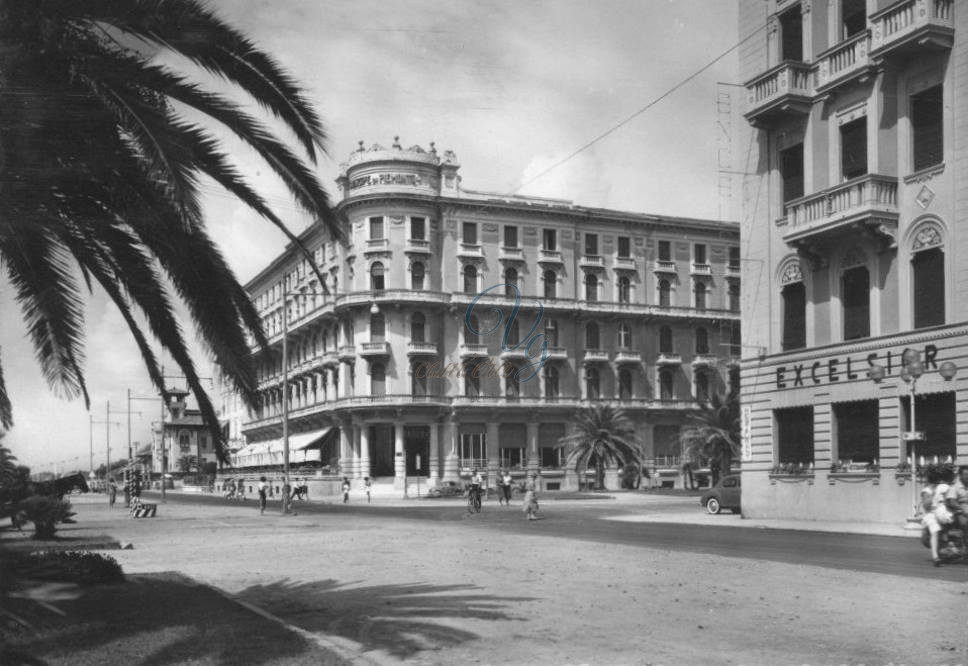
<box><xmin>869</xmin><ymin>350</ymin><xmax>957</xmax><ymax>526</ymax></box>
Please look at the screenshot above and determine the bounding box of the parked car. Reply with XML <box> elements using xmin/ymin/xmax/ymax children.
<box><xmin>699</xmin><ymin>474</ymin><xmax>741</xmax><ymax>514</ymax></box>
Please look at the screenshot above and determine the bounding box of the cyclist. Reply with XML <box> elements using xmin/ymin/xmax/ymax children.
<box><xmin>467</xmin><ymin>469</ymin><xmax>484</xmax><ymax>513</ymax></box>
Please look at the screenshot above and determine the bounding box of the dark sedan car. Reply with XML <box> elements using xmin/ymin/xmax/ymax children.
<box><xmin>699</xmin><ymin>474</ymin><xmax>741</xmax><ymax>514</ymax></box>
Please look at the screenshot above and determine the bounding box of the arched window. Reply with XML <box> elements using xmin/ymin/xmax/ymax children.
<box><xmin>504</xmin><ymin>267</ymin><xmax>518</xmax><ymax>297</ymax></box>
<box><xmin>544</xmin><ymin>365</ymin><xmax>559</xmax><ymax>399</ymax></box>
<box><xmin>842</xmin><ymin>265</ymin><xmax>870</xmax><ymax>340</ymax></box>
<box><xmin>659</xmin><ymin>279</ymin><xmax>671</xmax><ymax>307</ymax></box>
<box><xmin>463</xmin><ymin>264</ymin><xmax>478</xmax><ymax>294</ymax></box>
<box><xmin>506</xmin><ymin>364</ymin><xmax>521</xmax><ymax>398</ymax></box>
<box><xmin>585</xmin><ymin>273</ymin><xmax>599</xmax><ymax>302</ymax></box>
<box><xmin>544</xmin><ymin>319</ymin><xmax>559</xmax><ymax>347</ymax></box>
<box><xmin>619</xmin><ymin>368</ymin><xmax>633</xmax><ymax>400</ymax></box>
<box><xmin>370</xmin><ymin>262</ymin><xmax>385</xmax><ymax>291</ymax></box>
<box><xmin>371</xmin><ymin>363</ymin><xmax>386</xmax><ymax>396</ymax></box>
<box><xmin>411</xmin><ymin>362</ymin><xmax>427</xmax><ymax>396</ymax></box>
<box><xmin>585</xmin><ymin>322</ymin><xmax>599</xmax><ymax>349</ymax></box>
<box><xmin>695</xmin><ymin>370</ymin><xmax>709</xmax><ymax>403</ymax></box>
<box><xmin>659</xmin><ymin>326</ymin><xmax>673</xmax><ymax>354</ymax></box>
<box><xmin>694</xmin><ymin>280</ymin><xmax>707</xmax><ymax>310</ymax></box>
<box><xmin>412</xmin><ymin>262</ymin><xmax>425</xmax><ymax>291</ymax></box>
<box><xmin>506</xmin><ymin>320</ymin><xmax>520</xmax><ymax>347</ymax></box>
<box><xmin>618</xmin><ymin>323</ymin><xmax>632</xmax><ymax>349</ymax></box>
<box><xmin>370</xmin><ymin>313</ymin><xmax>385</xmax><ymax>342</ymax></box>
<box><xmin>411</xmin><ymin>312</ymin><xmax>426</xmax><ymax>343</ymax></box>
<box><xmin>911</xmin><ymin>224</ymin><xmax>945</xmax><ymax>328</ymax></box>
<box><xmin>464</xmin><ymin>364</ymin><xmax>480</xmax><ymax>397</ymax></box>
<box><xmin>695</xmin><ymin>327</ymin><xmax>709</xmax><ymax>355</ymax></box>
<box><xmin>617</xmin><ymin>276</ymin><xmax>631</xmax><ymax>303</ymax></box>
<box><xmin>586</xmin><ymin>367</ymin><xmax>600</xmax><ymax>399</ymax></box>
<box><xmin>659</xmin><ymin>368</ymin><xmax>675</xmax><ymax>400</ymax></box>
<box><xmin>543</xmin><ymin>270</ymin><xmax>557</xmax><ymax>299</ymax></box>
<box><xmin>779</xmin><ymin>259</ymin><xmax>806</xmax><ymax>351</ymax></box>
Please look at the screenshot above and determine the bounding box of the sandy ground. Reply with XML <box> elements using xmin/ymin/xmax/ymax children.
<box><xmin>33</xmin><ymin>494</ymin><xmax>968</xmax><ymax>666</ymax></box>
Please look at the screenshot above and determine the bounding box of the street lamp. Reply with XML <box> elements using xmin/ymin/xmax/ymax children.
<box><xmin>868</xmin><ymin>350</ymin><xmax>957</xmax><ymax>526</ymax></box>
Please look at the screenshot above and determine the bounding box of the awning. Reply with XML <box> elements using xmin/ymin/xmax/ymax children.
<box><xmin>291</xmin><ymin>427</ymin><xmax>333</xmax><ymax>451</ymax></box>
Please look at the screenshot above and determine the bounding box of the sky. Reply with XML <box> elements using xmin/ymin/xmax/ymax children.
<box><xmin>0</xmin><ymin>0</ymin><xmax>742</xmax><ymax>472</ymax></box>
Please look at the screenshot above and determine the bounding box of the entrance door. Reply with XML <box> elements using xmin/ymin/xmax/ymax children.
<box><xmin>405</xmin><ymin>426</ymin><xmax>430</xmax><ymax>476</ymax></box>
<box><xmin>369</xmin><ymin>425</ymin><xmax>395</xmax><ymax>477</ymax></box>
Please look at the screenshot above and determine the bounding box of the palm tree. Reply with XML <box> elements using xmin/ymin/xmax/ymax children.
<box><xmin>679</xmin><ymin>388</ymin><xmax>741</xmax><ymax>487</ymax></box>
<box><xmin>562</xmin><ymin>404</ymin><xmax>644</xmax><ymax>490</ymax></box>
<box><xmin>0</xmin><ymin>1</ymin><xmax>340</xmax><ymax>460</ymax></box>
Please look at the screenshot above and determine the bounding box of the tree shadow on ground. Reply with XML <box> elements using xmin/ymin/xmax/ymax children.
<box><xmin>237</xmin><ymin>578</ymin><xmax>536</xmax><ymax>658</ymax></box>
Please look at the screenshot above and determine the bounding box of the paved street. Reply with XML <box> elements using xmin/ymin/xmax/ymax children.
<box><xmin>48</xmin><ymin>492</ymin><xmax>968</xmax><ymax>665</ymax></box>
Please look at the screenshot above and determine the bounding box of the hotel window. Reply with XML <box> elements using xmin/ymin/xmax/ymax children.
<box><xmin>833</xmin><ymin>400</ymin><xmax>878</xmax><ymax>463</ymax></box>
<box><xmin>694</xmin><ymin>280</ymin><xmax>707</xmax><ymax>310</ymax></box>
<box><xmin>695</xmin><ymin>370</ymin><xmax>709</xmax><ymax>403</ymax></box>
<box><xmin>658</xmin><ymin>279</ymin><xmax>671</xmax><ymax>307</ymax></box>
<box><xmin>504</xmin><ymin>225</ymin><xmax>518</xmax><ymax>248</ymax></box>
<box><xmin>840</xmin><ymin>0</ymin><xmax>866</xmax><ymax>40</ymax></box>
<box><xmin>775</xmin><ymin>406</ymin><xmax>814</xmax><ymax>464</ymax></box>
<box><xmin>370</xmin><ymin>313</ymin><xmax>385</xmax><ymax>342</ymax></box>
<box><xmin>780</xmin><ymin>143</ymin><xmax>804</xmax><ymax>203</ymax></box>
<box><xmin>343</xmin><ymin>320</ymin><xmax>354</xmax><ymax>345</ymax></box>
<box><xmin>618</xmin><ymin>236</ymin><xmax>631</xmax><ymax>259</ymax></box>
<box><xmin>369</xmin><ymin>216</ymin><xmax>384</xmax><ymax>240</ymax></box>
<box><xmin>544</xmin><ymin>365</ymin><xmax>559</xmax><ymax>399</ymax></box>
<box><xmin>585</xmin><ymin>322</ymin><xmax>599</xmax><ymax>349</ymax></box>
<box><xmin>659</xmin><ymin>326</ymin><xmax>673</xmax><ymax>354</ymax></box>
<box><xmin>411</xmin><ymin>261</ymin><xmax>425</xmax><ymax>291</ymax></box>
<box><xmin>465</xmin><ymin>314</ymin><xmax>480</xmax><ymax>343</ymax></box>
<box><xmin>545</xmin><ymin>319</ymin><xmax>559</xmax><ymax>347</ymax></box>
<box><xmin>781</xmin><ymin>281</ymin><xmax>806</xmax><ymax>351</ymax></box>
<box><xmin>617</xmin><ymin>276</ymin><xmax>631</xmax><ymax>303</ymax></box>
<box><xmin>659</xmin><ymin>368</ymin><xmax>674</xmax><ymax>400</ymax></box>
<box><xmin>586</xmin><ymin>367</ymin><xmax>601</xmax><ymax>399</ymax></box>
<box><xmin>543</xmin><ymin>270</ymin><xmax>557</xmax><ymax>299</ymax></box>
<box><xmin>842</xmin><ymin>265</ymin><xmax>870</xmax><ymax>340</ymax></box>
<box><xmin>778</xmin><ymin>4</ymin><xmax>803</xmax><ymax>61</ymax></box>
<box><xmin>729</xmin><ymin>326</ymin><xmax>741</xmax><ymax>357</ymax></box>
<box><xmin>410</xmin><ymin>312</ymin><xmax>426</xmax><ymax>343</ymax></box>
<box><xmin>585</xmin><ymin>233</ymin><xmax>598</xmax><ymax>256</ymax></box>
<box><xmin>728</xmin><ymin>283</ymin><xmax>740</xmax><ymax>312</ymax></box>
<box><xmin>506</xmin><ymin>320</ymin><xmax>520</xmax><ymax>347</ymax></box>
<box><xmin>840</xmin><ymin>117</ymin><xmax>867</xmax><ymax>180</ymax></box>
<box><xmin>912</xmin><ymin>243</ymin><xmax>944</xmax><ymax>329</ymax></box>
<box><xmin>463</xmin><ymin>221</ymin><xmax>478</xmax><ymax>245</ymax></box>
<box><xmin>410</xmin><ymin>217</ymin><xmax>425</xmax><ymax>241</ymax></box>
<box><xmin>911</xmin><ymin>85</ymin><xmax>943</xmax><ymax>172</ymax></box>
<box><xmin>728</xmin><ymin>247</ymin><xmax>740</xmax><ymax>270</ymax></box>
<box><xmin>412</xmin><ymin>362</ymin><xmax>428</xmax><ymax>396</ymax></box>
<box><xmin>693</xmin><ymin>244</ymin><xmax>707</xmax><ymax>265</ymax></box>
<box><xmin>543</xmin><ymin>228</ymin><xmax>557</xmax><ymax>251</ymax></box>
<box><xmin>504</xmin><ymin>267</ymin><xmax>518</xmax><ymax>297</ymax></box>
<box><xmin>695</xmin><ymin>327</ymin><xmax>709</xmax><ymax>355</ymax></box>
<box><xmin>464</xmin><ymin>367</ymin><xmax>480</xmax><ymax>397</ymax></box>
<box><xmin>658</xmin><ymin>240</ymin><xmax>671</xmax><ymax>262</ymax></box>
<box><xmin>371</xmin><ymin>363</ymin><xmax>386</xmax><ymax>396</ymax></box>
<box><xmin>619</xmin><ymin>368</ymin><xmax>633</xmax><ymax>400</ymax></box>
<box><xmin>618</xmin><ymin>323</ymin><xmax>632</xmax><ymax>350</ymax></box>
<box><xmin>585</xmin><ymin>273</ymin><xmax>599</xmax><ymax>302</ymax></box>
<box><xmin>463</xmin><ymin>264</ymin><xmax>478</xmax><ymax>294</ymax></box>
<box><xmin>370</xmin><ymin>262</ymin><xmax>385</xmax><ymax>291</ymax></box>
<box><xmin>505</xmin><ymin>364</ymin><xmax>521</xmax><ymax>398</ymax></box>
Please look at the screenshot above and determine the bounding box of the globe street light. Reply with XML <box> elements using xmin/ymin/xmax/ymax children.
<box><xmin>868</xmin><ymin>351</ymin><xmax>957</xmax><ymax>526</ymax></box>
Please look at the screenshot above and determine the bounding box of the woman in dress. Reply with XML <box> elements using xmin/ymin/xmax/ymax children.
<box><xmin>522</xmin><ymin>473</ymin><xmax>539</xmax><ymax>520</ymax></box>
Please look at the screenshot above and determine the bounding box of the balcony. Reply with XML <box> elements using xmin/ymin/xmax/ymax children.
<box><xmin>457</xmin><ymin>242</ymin><xmax>483</xmax><ymax>258</ymax></box>
<box><xmin>404</xmin><ymin>239</ymin><xmax>431</xmax><ymax>254</ymax></box>
<box><xmin>725</xmin><ymin>264</ymin><xmax>741</xmax><ymax>279</ymax></box>
<box><xmin>691</xmin><ymin>354</ymin><xmax>719</xmax><ymax>369</ymax></box>
<box><xmin>652</xmin><ymin>260</ymin><xmax>678</xmax><ymax>274</ymax></box>
<box><xmin>614</xmin><ymin>350</ymin><xmax>641</xmax><ymax>365</ymax></box>
<box><xmin>870</xmin><ymin>0</ymin><xmax>954</xmax><ymax>60</ymax></box>
<box><xmin>407</xmin><ymin>341</ymin><xmax>438</xmax><ymax>357</ymax></box>
<box><xmin>544</xmin><ymin>346</ymin><xmax>568</xmax><ymax>361</ymax></box>
<box><xmin>498</xmin><ymin>246</ymin><xmax>525</xmax><ymax>262</ymax></box>
<box><xmin>364</xmin><ymin>238</ymin><xmax>390</xmax><ymax>254</ymax></box>
<box><xmin>358</xmin><ymin>341</ymin><xmax>390</xmax><ymax>358</ymax></box>
<box><xmin>782</xmin><ymin>174</ymin><xmax>899</xmax><ymax>249</ymax></box>
<box><xmin>500</xmin><ymin>346</ymin><xmax>529</xmax><ymax>360</ymax></box>
<box><xmin>656</xmin><ymin>353</ymin><xmax>682</xmax><ymax>367</ymax></box>
<box><xmin>459</xmin><ymin>343</ymin><xmax>489</xmax><ymax>359</ymax></box>
<box><xmin>583</xmin><ymin>349</ymin><xmax>610</xmax><ymax>364</ymax></box>
<box><xmin>579</xmin><ymin>254</ymin><xmax>605</xmax><ymax>269</ymax></box>
<box><xmin>322</xmin><ymin>350</ymin><xmax>340</xmax><ymax>367</ymax></box>
<box><xmin>538</xmin><ymin>249</ymin><xmax>564</xmax><ymax>264</ymax></box>
<box><xmin>815</xmin><ymin>31</ymin><xmax>874</xmax><ymax>95</ymax></box>
<box><xmin>338</xmin><ymin>345</ymin><xmax>356</xmax><ymax>361</ymax></box>
<box><xmin>690</xmin><ymin>262</ymin><xmax>712</xmax><ymax>276</ymax></box>
<box><xmin>744</xmin><ymin>61</ymin><xmax>812</xmax><ymax>127</ymax></box>
<box><xmin>614</xmin><ymin>256</ymin><xmax>636</xmax><ymax>271</ymax></box>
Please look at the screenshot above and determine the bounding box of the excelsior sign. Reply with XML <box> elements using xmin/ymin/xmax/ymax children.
<box><xmin>774</xmin><ymin>343</ymin><xmax>941</xmax><ymax>390</ymax></box>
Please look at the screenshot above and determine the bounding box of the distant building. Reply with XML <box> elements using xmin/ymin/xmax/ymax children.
<box><xmin>235</xmin><ymin>138</ymin><xmax>741</xmax><ymax>491</ymax></box>
<box><xmin>151</xmin><ymin>389</ymin><xmax>218</xmax><ymax>474</ymax></box>
<box><xmin>738</xmin><ymin>0</ymin><xmax>965</xmax><ymax>523</ymax></box>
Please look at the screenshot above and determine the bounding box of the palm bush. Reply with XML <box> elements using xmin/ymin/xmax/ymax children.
<box><xmin>16</xmin><ymin>496</ymin><xmax>75</xmax><ymax>540</ymax></box>
<box><xmin>563</xmin><ymin>404</ymin><xmax>644</xmax><ymax>490</ymax></box>
<box><xmin>679</xmin><ymin>389</ymin><xmax>741</xmax><ymax>487</ymax></box>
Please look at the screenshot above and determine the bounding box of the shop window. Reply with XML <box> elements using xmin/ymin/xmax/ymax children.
<box><xmin>410</xmin><ymin>217</ymin><xmax>425</xmax><ymax>241</ymax></box>
<box><xmin>658</xmin><ymin>279</ymin><xmax>671</xmax><ymax>307</ymax></box>
<box><xmin>780</xmin><ymin>143</ymin><xmax>804</xmax><ymax>203</ymax></box>
<box><xmin>842</xmin><ymin>266</ymin><xmax>870</xmax><ymax>340</ymax></box>
<box><xmin>659</xmin><ymin>326</ymin><xmax>673</xmax><ymax>354</ymax></box>
<box><xmin>840</xmin><ymin>117</ymin><xmax>868</xmax><ymax>180</ymax></box>
<box><xmin>500</xmin><ymin>447</ymin><xmax>524</xmax><ymax>469</ymax></box>
<box><xmin>371</xmin><ymin>363</ymin><xmax>386</xmax><ymax>396</ymax></box>
<box><xmin>540</xmin><ymin>423</ymin><xmax>566</xmax><ymax>468</ymax></box>
<box><xmin>410</xmin><ymin>312</ymin><xmax>425</xmax><ymax>343</ymax></box>
<box><xmin>912</xmin><ymin>247</ymin><xmax>944</xmax><ymax>328</ymax></box>
<box><xmin>695</xmin><ymin>327</ymin><xmax>709</xmax><ymax>355</ymax></box>
<box><xmin>779</xmin><ymin>4</ymin><xmax>803</xmax><ymax>61</ymax></box>
<box><xmin>543</xmin><ymin>270</ymin><xmax>557</xmax><ymax>299</ymax></box>
<box><xmin>585</xmin><ymin>322</ymin><xmax>599</xmax><ymax>349</ymax></box>
<box><xmin>412</xmin><ymin>261</ymin><xmax>425</xmax><ymax>291</ymax></box>
<box><xmin>911</xmin><ymin>85</ymin><xmax>943</xmax><ymax>172</ymax></box>
<box><xmin>540</xmin><ymin>446</ymin><xmax>563</xmax><ymax>468</ymax></box>
<box><xmin>781</xmin><ymin>282</ymin><xmax>806</xmax><ymax>350</ymax></box>
<box><xmin>775</xmin><ymin>406</ymin><xmax>814</xmax><ymax>464</ymax></box>
<box><xmin>659</xmin><ymin>368</ymin><xmax>675</xmax><ymax>400</ymax></box>
<box><xmin>369</xmin><ymin>216</ymin><xmax>384</xmax><ymax>240</ymax></box>
<box><xmin>901</xmin><ymin>391</ymin><xmax>956</xmax><ymax>460</ymax></box>
<box><xmin>617</xmin><ymin>276</ymin><xmax>631</xmax><ymax>303</ymax></box>
<box><xmin>370</xmin><ymin>262</ymin><xmax>385</xmax><ymax>291</ymax></box>
<box><xmin>504</xmin><ymin>225</ymin><xmax>518</xmax><ymax>248</ymax></box>
<box><xmin>653</xmin><ymin>425</ymin><xmax>681</xmax><ymax>464</ymax></box>
<box><xmin>459</xmin><ymin>432</ymin><xmax>486</xmax><ymax>468</ymax></box>
<box><xmin>618</xmin><ymin>236</ymin><xmax>631</xmax><ymax>258</ymax></box>
<box><xmin>586</xmin><ymin>368</ymin><xmax>600</xmax><ymax>399</ymax></box>
<box><xmin>833</xmin><ymin>400</ymin><xmax>878</xmax><ymax>463</ymax></box>
<box><xmin>504</xmin><ymin>267</ymin><xmax>518</xmax><ymax>296</ymax></box>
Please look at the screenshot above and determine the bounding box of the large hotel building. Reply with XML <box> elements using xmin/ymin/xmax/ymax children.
<box><xmin>738</xmin><ymin>0</ymin><xmax>966</xmax><ymax>524</ymax></box>
<box><xmin>230</xmin><ymin>139</ymin><xmax>740</xmax><ymax>493</ymax></box>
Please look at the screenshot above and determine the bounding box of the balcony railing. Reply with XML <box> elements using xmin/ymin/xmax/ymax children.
<box><xmin>744</xmin><ymin>61</ymin><xmax>812</xmax><ymax>127</ymax></box>
<box><xmin>459</xmin><ymin>343</ymin><xmax>489</xmax><ymax>359</ymax></box>
<box><xmin>538</xmin><ymin>249</ymin><xmax>564</xmax><ymax>264</ymax></box>
<box><xmin>690</xmin><ymin>262</ymin><xmax>712</xmax><ymax>276</ymax></box>
<box><xmin>358</xmin><ymin>341</ymin><xmax>390</xmax><ymax>357</ymax></box>
<box><xmin>545</xmin><ymin>346</ymin><xmax>568</xmax><ymax>361</ymax></box>
<box><xmin>656</xmin><ymin>353</ymin><xmax>682</xmax><ymax>366</ymax></box>
<box><xmin>725</xmin><ymin>264</ymin><xmax>741</xmax><ymax>278</ymax></box>
<box><xmin>583</xmin><ymin>349</ymin><xmax>610</xmax><ymax>363</ymax></box>
<box><xmin>870</xmin><ymin>0</ymin><xmax>954</xmax><ymax>57</ymax></box>
<box><xmin>782</xmin><ymin>174</ymin><xmax>899</xmax><ymax>245</ymax></box>
<box><xmin>338</xmin><ymin>345</ymin><xmax>356</xmax><ymax>361</ymax></box>
<box><xmin>498</xmin><ymin>246</ymin><xmax>525</xmax><ymax>261</ymax></box>
<box><xmin>405</xmin><ymin>239</ymin><xmax>431</xmax><ymax>254</ymax></box>
<box><xmin>322</xmin><ymin>350</ymin><xmax>340</xmax><ymax>367</ymax></box>
<box><xmin>815</xmin><ymin>31</ymin><xmax>872</xmax><ymax>94</ymax></box>
<box><xmin>652</xmin><ymin>260</ymin><xmax>677</xmax><ymax>274</ymax></box>
<box><xmin>364</xmin><ymin>238</ymin><xmax>390</xmax><ymax>253</ymax></box>
<box><xmin>458</xmin><ymin>242</ymin><xmax>483</xmax><ymax>258</ymax></box>
<box><xmin>579</xmin><ymin>254</ymin><xmax>605</xmax><ymax>268</ymax></box>
<box><xmin>691</xmin><ymin>354</ymin><xmax>719</xmax><ymax>368</ymax></box>
<box><xmin>614</xmin><ymin>350</ymin><xmax>641</xmax><ymax>365</ymax></box>
<box><xmin>614</xmin><ymin>256</ymin><xmax>636</xmax><ymax>271</ymax></box>
<box><xmin>407</xmin><ymin>341</ymin><xmax>438</xmax><ymax>356</ymax></box>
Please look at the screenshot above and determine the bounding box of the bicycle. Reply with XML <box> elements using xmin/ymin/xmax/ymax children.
<box><xmin>467</xmin><ymin>485</ymin><xmax>482</xmax><ymax>513</ymax></box>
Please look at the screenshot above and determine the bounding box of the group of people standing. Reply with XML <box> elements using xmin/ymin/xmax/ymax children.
<box><xmin>487</xmin><ymin>469</ymin><xmax>541</xmax><ymax>520</ymax></box>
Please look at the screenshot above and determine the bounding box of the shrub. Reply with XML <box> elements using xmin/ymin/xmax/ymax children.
<box><xmin>9</xmin><ymin>550</ymin><xmax>124</xmax><ymax>585</ymax></box>
<box><xmin>16</xmin><ymin>495</ymin><xmax>75</xmax><ymax>539</ymax></box>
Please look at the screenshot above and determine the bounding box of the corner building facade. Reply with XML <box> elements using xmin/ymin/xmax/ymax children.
<box><xmin>240</xmin><ymin>139</ymin><xmax>740</xmax><ymax>492</ymax></box>
<box><xmin>738</xmin><ymin>0</ymin><xmax>967</xmax><ymax>523</ymax></box>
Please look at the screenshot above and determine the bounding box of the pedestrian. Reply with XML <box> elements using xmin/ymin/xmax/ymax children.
<box><xmin>108</xmin><ymin>480</ymin><xmax>117</xmax><ymax>507</ymax></box>
<box><xmin>523</xmin><ymin>473</ymin><xmax>539</xmax><ymax>521</ymax></box>
<box><xmin>500</xmin><ymin>469</ymin><xmax>513</xmax><ymax>506</ymax></box>
<box><xmin>341</xmin><ymin>476</ymin><xmax>351</xmax><ymax>504</ymax></box>
<box><xmin>281</xmin><ymin>476</ymin><xmax>292</xmax><ymax>513</ymax></box>
<box><xmin>364</xmin><ymin>476</ymin><xmax>371</xmax><ymax>503</ymax></box>
<box><xmin>258</xmin><ymin>476</ymin><xmax>268</xmax><ymax>515</ymax></box>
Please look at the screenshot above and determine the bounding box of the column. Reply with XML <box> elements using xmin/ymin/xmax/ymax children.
<box><xmin>429</xmin><ymin>421</ymin><xmax>440</xmax><ymax>487</ymax></box>
<box><xmin>486</xmin><ymin>421</ymin><xmax>500</xmax><ymax>485</ymax></box>
<box><xmin>393</xmin><ymin>422</ymin><xmax>406</xmax><ymax>490</ymax></box>
<box><xmin>442</xmin><ymin>413</ymin><xmax>459</xmax><ymax>483</ymax></box>
<box><xmin>359</xmin><ymin>421</ymin><xmax>371</xmax><ymax>480</ymax></box>
<box><xmin>338</xmin><ymin>420</ymin><xmax>352</xmax><ymax>476</ymax></box>
<box><xmin>351</xmin><ymin>420</ymin><xmax>362</xmax><ymax>478</ymax></box>
<box><xmin>526</xmin><ymin>420</ymin><xmax>540</xmax><ymax>473</ymax></box>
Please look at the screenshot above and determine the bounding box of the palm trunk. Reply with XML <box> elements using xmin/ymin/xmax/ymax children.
<box><xmin>596</xmin><ymin>461</ymin><xmax>605</xmax><ymax>490</ymax></box>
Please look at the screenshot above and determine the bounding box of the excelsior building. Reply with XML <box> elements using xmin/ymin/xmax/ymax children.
<box><xmin>738</xmin><ymin>0</ymin><xmax>965</xmax><ymax>524</ymax></box>
<box><xmin>235</xmin><ymin>138</ymin><xmax>740</xmax><ymax>492</ymax></box>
